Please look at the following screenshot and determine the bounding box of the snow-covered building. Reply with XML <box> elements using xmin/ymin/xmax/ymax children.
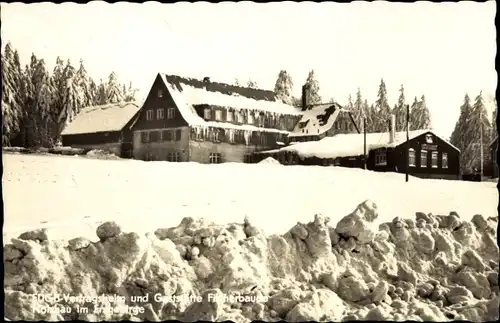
<box><xmin>253</xmin><ymin>117</ymin><xmax>461</xmax><ymax>180</ymax></box>
<box><xmin>60</xmin><ymin>102</ymin><xmax>141</xmax><ymax>157</ymax></box>
<box><xmin>131</xmin><ymin>73</ymin><xmax>358</xmax><ymax>163</ymax></box>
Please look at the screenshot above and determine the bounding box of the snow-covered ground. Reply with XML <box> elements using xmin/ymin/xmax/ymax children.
<box><xmin>2</xmin><ymin>152</ymin><xmax>498</xmax><ymax>243</ymax></box>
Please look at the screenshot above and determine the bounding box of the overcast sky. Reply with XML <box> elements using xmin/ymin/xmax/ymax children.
<box><xmin>1</xmin><ymin>1</ymin><xmax>496</xmax><ymax>138</ymax></box>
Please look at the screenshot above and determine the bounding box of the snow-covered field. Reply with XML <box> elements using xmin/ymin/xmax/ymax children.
<box><xmin>2</xmin><ymin>152</ymin><xmax>498</xmax><ymax>242</ymax></box>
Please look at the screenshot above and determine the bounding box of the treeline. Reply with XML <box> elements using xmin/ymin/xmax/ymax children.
<box><xmin>450</xmin><ymin>92</ymin><xmax>496</xmax><ymax>174</ymax></box>
<box><xmin>272</xmin><ymin>69</ymin><xmax>497</xmax><ymax>175</ymax></box>
<box><xmin>1</xmin><ymin>42</ymin><xmax>138</xmax><ymax>147</ymax></box>
<box><xmin>272</xmin><ymin>69</ymin><xmax>432</xmax><ymax>133</ymax></box>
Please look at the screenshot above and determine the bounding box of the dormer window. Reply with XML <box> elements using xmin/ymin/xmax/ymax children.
<box><xmin>227</xmin><ymin>110</ymin><xmax>234</xmax><ymax>122</ymax></box>
<box><xmin>236</xmin><ymin>111</ymin><xmax>244</xmax><ymax>123</ymax></box>
<box><xmin>248</xmin><ymin>112</ymin><xmax>255</xmax><ymax>124</ymax></box>
<box><xmin>215</xmin><ymin>110</ymin><xmax>222</xmax><ymax>121</ymax></box>
<box><xmin>204</xmin><ymin>108</ymin><xmax>212</xmax><ymax>120</ymax></box>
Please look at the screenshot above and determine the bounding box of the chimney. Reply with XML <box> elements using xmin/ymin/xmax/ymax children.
<box><xmin>203</xmin><ymin>77</ymin><xmax>210</xmax><ymax>83</ymax></box>
<box><xmin>389</xmin><ymin>114</ymin><xmax>396</xmax><ymax>143</ymax></box>
<box><xmin>301</xmin><ymin>84</ymin><xmax>309</xmax><ymax>111</ymax></box>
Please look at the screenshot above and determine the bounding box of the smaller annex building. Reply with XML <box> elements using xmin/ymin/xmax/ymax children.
<box><xmin>253</xmin><ymin>124</ymin><xmax>460</xmax><ymax>180</ymax></box>
<box><xmin>61</xmin><ymin>102</ymin><xmax>141</xmax><ymax>158</ymax></box>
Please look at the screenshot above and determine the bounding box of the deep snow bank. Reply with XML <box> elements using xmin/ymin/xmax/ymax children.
<box><xmin>4</xmin><ymin>201</ymin><xmax>499</xmax><ymax>322</ymax></box>
<box><xmin>86</xmin><ymin>149</ymin><xmax>120</xmax><ymax>160</ymax></box>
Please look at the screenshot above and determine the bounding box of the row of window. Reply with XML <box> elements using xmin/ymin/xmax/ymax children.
<box><xmin>144</xmin><ymin>151</ymin><xmax>182</xmax><ymax>162</ymax></box>
<box><xmin>409</xmin><ymin>149</ymin><xmax>448</xmax><ymax>169</ymax></box>
<box><xmin>141</xmin><ymin>129</ymin><xmax>182</xmax><ymax>143</ymax></box>
<box><xmin>146</xmin><ymin>108</ymin><xmax>175</xmax><ymax>121</ymax></box>
<box><xmin>191</xmin><ymin>127</ymin><xmax>281</xmax><ymax>146</ymax></box>
<box><xmin>209</xmin><ymin>153</ymin><xmax>222</xmax><ymax>164</ymax></box>
<box><xmin>373</xmin><ymin>149</ymin><xmax>449</xmax><ymax>169</ymax></box>
<box><xmin>202</xmin><ymin>107</ymin><xmax>296</xmax><ymax>131</ymax></box>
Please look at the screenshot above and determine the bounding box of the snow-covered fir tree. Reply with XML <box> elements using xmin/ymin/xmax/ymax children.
<box><xmin>410</xmin><ymin>95</ymin><xmax>432</xmax><ymax>130</ymax></box>
<box><xmin>74</xmin><ymin>59</ymin><xmax>93</xmax><ymax>107</ymax></box>
<box><xmin>1</xmin><ymin>43</ymin><xmax>23</xmax><ymax>145</ymax></box>
<box><xmin>273</xmin><ymin>70</ymin><xmax>294</xmax><ymax>105</ymax></box>
<box><xmin>123</xmin><ymin>81</ymin><xmax>138</xmax><ymax>102</ymax></box>
<box><xmin>246</xmin><ymin>79</ymin><xmax>258</xmax><ymax>89</ymax></box>
<box><xmin>58</xmin><ymin>60</ymin><xmax>83</xmax><ymax>128</ymax></box>
<box><xmin>408</xmin><ymin>97</ymin><xmax>420</xmax><ymax>131</ymax></box>
<box><xmin>450</xmin><ymin>94</ymin><xmax>475</xmax><ymax>173</ymax></box>
<box><xmin>469</xmin><ymin>92</ymin><xmax>492</xmax><ymax>172</ymax></box>
<box><xmin>374</xmin><ymin>78</ymin><xmax>391</xmax><ymax>132</ymax></box>
<box><xmin>31</xmin><ymin>58</ymin><xmax>54</xmax><ymax>146</ymax></box>
<box><xmin>304</xmin><ymin>70</ymin><xmax>322</xmax><ymax>106</ymax></box>
<box><xmin>234</xmin><ymin>78</ymin><xmax>241</xmax><ymax>86</ymax></box>
<box><xmin>106</xmin><ymin>72</ymin><xmax>124</xmax><ymax>103</ymax></box>
<box><xmin>97</xmin><ymin>79</ymin><xmax>107</xmax><ymax>105</ymax></box>
<box><xmin>392</xmin><ymin>84</ymin><xmax>407</xmax><ymax>131</ymax></box>
<box><xmin>353</xmin><ymin>88</ymin><xmax>364</xmax><ymax>132</ymax></box>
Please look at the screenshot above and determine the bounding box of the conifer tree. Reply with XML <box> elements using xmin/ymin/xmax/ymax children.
<box><xmin>450</xmin><ymin>94</ymin><xmax>475</xmax><ymax>173</ymax></box>
<box><xmin>304</xmin><ymin>70</ymin><xmax>322</xmax><ymax>106</ymax></box>
<box><xmin>106</xmin><ymin>72</ymin><xmax>124</xmax><ymax>103</ymax></box>
<box><xmin>273</xmin><ymin>70</ymin><xmax>294</xmax><ymax>105</ymax></box>
<box><xmin>374</xmin><ymin>78</ymin><xmax>391</xmax><ymax>132</ymax></box>
<box><xmin>393</xmin><ymin>84</ymin><xmax>407</xmax><ymax>131</ymax></box>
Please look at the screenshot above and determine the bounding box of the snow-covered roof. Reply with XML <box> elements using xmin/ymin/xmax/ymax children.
<box><xmin>258</xmin><ymin>130</ymin><xmax>459</xmax><ymax>159</ymax></box>
<box><xmin>289</xmin><ymin>103</ymin><xmax>347</xmax><ymax>137</ymax></box>
<box><xmin>159</xmin><ymin>74</ymin><xmax>302</xmax><ymax>128</ymax></box>
<box><xmin>61</xmin><ymin>102</ymin><xmax>140</xmax><ymax>136</ymax></box>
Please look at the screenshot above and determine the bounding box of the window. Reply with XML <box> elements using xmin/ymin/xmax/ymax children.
<box><xmin>420</xmin><ymin>150</ymin><xmax>428</xmax><ymax>168</ymax></box>
<box><xmin>150</xmin><ymin>131</ymin><xmax>160</xmax><ymax>142</ymax></box>
<box><xmin>237</xmin><ymin>111</ymin><xmax>244</xmax><ymax>123</ymax></box>
<box><xmin>204</xmin><ymin>108</ymin><xmax>212</xmax><ymax>120</ymax></box>
<box><xmin>176</xmin><ymin>129</ymin><xmax>182</xmax><ymax>141</ymax></box>
<box><xmin>209</xmin><ymin>153</ymin><xmax>222</xmax><ymax>164</ymax></box>
<box><xmin>260</xmin><ymin>134</ymin><xmax>267</xmax><ymax>146</ymax></box>
<box><xmin>248</xmin><ymin>112</ymin><xmax>255</xmax><ymax>124</ymax></box>
<box><xmin>279</xmin><ymin>118</ymin><xmax>286</xmax><ymax>130</ymax></box>
<box><xmin>258</xmin><ymin>114</ymin><xmax>265</xmax><ymax>127</ymax></box>
<box><xmin>213</xmin><ymin>129</ymin><xmax>220</xmax><ymax>142</ymax></box>
<box><xmin>163</xmin><ymin>130</ymin><xmax>173</xmax><ymax>141</ymax></box>
<box><xmin>146</xmin><ymin>110</ymin><xmax>154</xmax><ymax>121</ymax></box>
<box><xmin>228</xmin><ymin>130</ymin><xmax>235</xmax><ymax>143</ymax></box>
<box><xmin>287</xmin><ymin>118</ymin><xmax>295</xmax><ymax>131</ymax></box>
<box><xmin>215</xmin><ymin>110</ymin><xmax>222</xmax><ymax>121</ymax></box>
<box><xmin>375</xmin><ymin>149</ymin><xmax>387</xmax><ymax>166</ymax></box>
<box><xmin>409</xmin><ymin>148</ymin><xmax>416</xmax><ymax>167</ymax></box>
<box><xmin>227</xmin><ymin>110</ymin><xmax>234</xmax><ymax>122</ymax></box>
<box><xmin>157</xmin><ymin>108</ymin><xmax>165</xmax><ymax>120</ymax></box>
<box><xmin>442</xmin><ymin>153</ymin><xmax>448</xmax><ymax>169</ymax></box>
<box><xmin>157</xmin><ymin>89</ymin><xmax>163</xmax><ymax>98</ymax></box>
<box><xmin>141</xmin><ymin>132</ymin><xmax>150</xmax><ymax>143</ymax></box>
<box><xmin>431</xmin><ymin>151</ymin><xmax>438</xmax><ymax>168</ymax></box>
<box><xmin>167</xmin><ymin>108</ymin><xmax>175</xmax><ymax>119</ymax></box>
<box><xmin>167</xmin><ymin>152</ymin><xmax>181</xmax><ymax>162</ymax></box>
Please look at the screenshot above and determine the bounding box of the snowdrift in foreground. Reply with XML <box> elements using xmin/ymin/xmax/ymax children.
<box><xmin>86</xmin><ymin>149</ymin><xmax>120</xmax><ymax>160</ymax></box>
<box><xmin>4</xmin><ymin>201</ymin><xmax>499</xmax><ymax>322</ymax></box>
<box><xmin>258</xmin><ymin>157</ymin><xmax>280</xmax><ymax>165</ymax></box>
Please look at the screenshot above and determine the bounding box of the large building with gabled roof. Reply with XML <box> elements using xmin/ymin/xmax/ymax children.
<box><xmin>130</xmin><ymin>73</ymin><xmax>358</xmax><ymax>163</ymax></box>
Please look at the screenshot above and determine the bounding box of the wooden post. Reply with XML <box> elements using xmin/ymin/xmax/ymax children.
<box><xmin>406</xmin><ymin>104</ymin><xmax>410</xmax><ymax>182</ymax></box>
<box><xmin>363</xmin><ymin>118</ymin><xmax>367</xmax><ymax>170</ymax></box>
